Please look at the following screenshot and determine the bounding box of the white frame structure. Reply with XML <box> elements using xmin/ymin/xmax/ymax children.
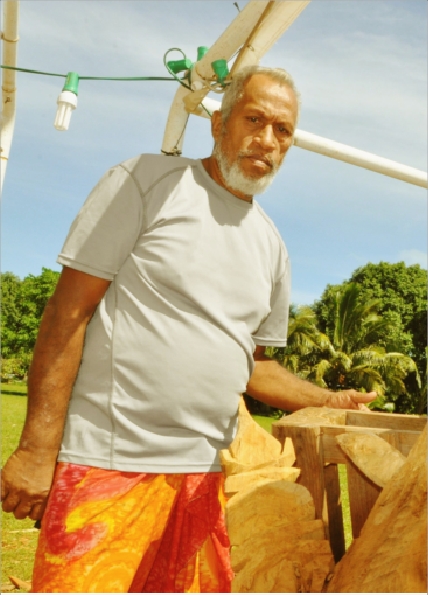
<box><xmin>161</xmin><ymin>0</ymin><xmax>427</xmax><ymax>189</ymax></box>
<box><xmin>1</xmin><ymin>0</ymin><xmax>19</xmax><ymax>191</ymax></box>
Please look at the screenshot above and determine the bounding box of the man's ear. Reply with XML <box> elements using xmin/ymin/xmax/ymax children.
<box><xmin>211</xmin><ymin>110</ymin><xmax>223</xmax><ymax>143</ymax></box>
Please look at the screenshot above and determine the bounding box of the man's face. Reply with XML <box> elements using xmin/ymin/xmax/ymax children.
<box><xmin>212</xmin><ymin>74</ymin><xmax>298</xmax><ymax>196</ymax></box>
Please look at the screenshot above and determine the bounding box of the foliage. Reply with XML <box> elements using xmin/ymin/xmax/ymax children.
<box><xmin>1</xmin><ymin>269</ymin><xmax>60</xmax><ymax>371</ymax></box>
<box><xmin>313</xmin><ymin>263</ymin><xmax>427</xmax><ymax>414</ymax></box>
<box><xmin>266</xmin><ymin>305</ymin><xmax>333</xmax><ymax>382</ymax></box>
<box><xmin>1</xmin><ymin>355</ymin><xmax>33</xmax><ymax>381</ymax></box>
<box><xmin>315</xmin><ymin>262</ymin><xmax>426</xmax><ymax>367</ymax></box>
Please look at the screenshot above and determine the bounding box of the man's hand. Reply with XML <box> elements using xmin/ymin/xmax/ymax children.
<box><xmin>325</xmin><ymin>389</ymin><xmax>376</xmax><ymax>411</ymax></box>
<box><xmin>1</xmin><ymin>449</ymin><xmax>56</xmax><ymax>520</ymax></box>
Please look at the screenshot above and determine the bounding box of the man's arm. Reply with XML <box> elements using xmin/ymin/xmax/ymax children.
<box><xmin>246</xmin><ymin>346</ymin><xmax>376</xmax><ymax>411</ymax></box>
<box><xmin>1</xmin><ymin>267</ymin><xmax>110</xmax><ymax>520</ymax></box>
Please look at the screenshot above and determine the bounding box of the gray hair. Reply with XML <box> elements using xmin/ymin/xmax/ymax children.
<box><xmin>220</xmin><ymin>65</ymin><xmax>301</xmax><ymax>124</ymax></box>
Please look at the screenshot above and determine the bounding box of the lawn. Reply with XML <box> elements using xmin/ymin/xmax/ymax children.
<box><xmin>1</xmin><ymin>385</ymin><xmax>36</xmax><ymax>593</ymax></box>
<box><xmin>1</xmin><ymin>387</ymin><xmax>352</xmax><ymax>592</ymax></box>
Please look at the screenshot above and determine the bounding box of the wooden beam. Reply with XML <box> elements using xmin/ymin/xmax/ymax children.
<box><xmin>345</xmin><ymin>411</ymin><xmax>427</xmax><ymax>432</ymax></box>
<box><xmin>346</xmin><ymin>460</ymin><xmax>381</xmax><ymax>540</ymax></box>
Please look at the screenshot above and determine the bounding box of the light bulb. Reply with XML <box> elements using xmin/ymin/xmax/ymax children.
<box><xmin>54</xmin><ymin>91</ymin><xmax>78</xmax><ymax>131</ymax></box>
<box><xmin>54</xmin><ymin>72</ymin><xmax>79</xmax><ymax>131</ymax></box>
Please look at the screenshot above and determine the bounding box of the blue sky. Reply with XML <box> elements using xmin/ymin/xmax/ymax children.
<box><xmin>2</xmin><ymin>0</ymin><xmax>427</xmax><ymax>305</ymax></box>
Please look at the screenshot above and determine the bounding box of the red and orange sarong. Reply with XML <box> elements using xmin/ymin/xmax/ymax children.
<box><xmin>32</xmin><ymin>463</ymin><xmax>233</xmax><ymax>593</ymax></box>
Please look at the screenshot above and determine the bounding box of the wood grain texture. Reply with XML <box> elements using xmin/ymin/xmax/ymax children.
<box><xmin>346</xmin><ymin>410</ymin><xmax>427</xmax><ymax>431</ymax></box>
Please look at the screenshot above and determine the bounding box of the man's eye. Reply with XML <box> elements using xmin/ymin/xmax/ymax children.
<box><xmin>248</xmin><ymin>117</ymin><xmax>259</xmax><ymax>123</ymax></box>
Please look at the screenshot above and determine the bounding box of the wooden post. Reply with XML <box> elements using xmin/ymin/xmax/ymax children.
<box><xmin>276</xmin><ymin>425</ymin><xmax>327</xmax><ymax>534</ymax></box>
<box><xmin>346</xmin><ymin>459</ymin><xmax>381</xmax><ymax>540</ymax></box>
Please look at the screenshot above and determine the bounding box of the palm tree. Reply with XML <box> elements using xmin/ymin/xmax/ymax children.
<box><xmin>331</xmin><ymin>283</ymin><xmax>389</xmax><ymax>354</ymax></box>
<box><xmin>266</xmin><ymin>305</ymin><xmax>333</xmax><ymax>379</ymax></box>
<box><xmin>315</xmin><ymin>284</ymin><xmax>421</xmax><ymax>410</ymax></box>
<box><xmin>267</xmin><ymin>287</ymin><xmax>421</xmax><ymax>411</ymax></box>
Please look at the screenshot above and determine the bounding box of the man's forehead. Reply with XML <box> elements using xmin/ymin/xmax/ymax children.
<box><xmin>239</xmin><ymin>75</ymin><xmax>296</xmax><ymax>104</ymax></box>
<box><xmin>235</xmin><ymin>77</ymin><xmax>297</xmax><ymax>115</ymax></box>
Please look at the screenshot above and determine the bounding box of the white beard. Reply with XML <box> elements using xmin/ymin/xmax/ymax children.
<box><xmin>213</xmin><ymin>142</ymin><xmax>280</xmax><ymax>197</ymax></box>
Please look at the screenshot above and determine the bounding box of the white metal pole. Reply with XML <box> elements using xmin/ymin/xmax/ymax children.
<box><xmin>1</xmin><ymin>0</ymin><xmax>19</xmax><ymax>191</ymax></box>
<box><xmin>293</xmin><ymin>130</ymin><xmax>427</xmax><ymax>189</ymax></box>
<box><xmin>161</xmin><ymin>85</ymin><xmax>190</xmax><ymax>156</ymax></box>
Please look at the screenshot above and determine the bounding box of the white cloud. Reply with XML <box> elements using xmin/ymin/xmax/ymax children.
<box><xmin>398</xmin><ymin>249</ymin><xmax>427</xmax><ymax>268</ymax></box>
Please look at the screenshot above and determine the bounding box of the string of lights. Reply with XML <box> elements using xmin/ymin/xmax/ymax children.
<box><xmin>0</xmin><ymin>47</ymin><xmax>228</xmax><ymax>130</ymax></box>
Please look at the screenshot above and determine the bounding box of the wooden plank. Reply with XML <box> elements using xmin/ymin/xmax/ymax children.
<box><xmin>346</xmin><ymin>411</ymin><xmax>427</xmax><ymax>431</ymax></box>
<box><xmin>346</xmin><ymin>460</ymin><xmax>381</xmax><ymax>540</ymax></box>
<box><xmin>276</xmin><ymin>425</ymin><xmax>326</xmax><ymax>529</ymax></box>
<box><xmin>323</xmin><ymin>463</ymin><xmax>345</xmax><ymax>563</ymax></box>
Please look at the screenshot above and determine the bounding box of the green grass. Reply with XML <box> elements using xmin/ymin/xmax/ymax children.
<box><xmin>338</xmin><ymin>464</ymin><xmax>352</xmax><ymax>550</ymax></box>
<box><xmin>1</xmin><ymin>385</ymin><xmax>36</xmax><ymax>592</ymax></box>
<box><xmin>1</xmin><ymin>383</ymin><xmax>28</xmax><ymax>397</ymax></box>
<box><xmin>252</xmin><ymin>414</ymin><xmax>276</xmax><ymax>433</ymax></box>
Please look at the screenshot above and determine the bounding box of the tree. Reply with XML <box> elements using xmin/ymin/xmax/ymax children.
<box><xmin>267</xmin><ymin>305</ymin><xmax>333</xmax><ymax>378</ymax></box>
<box><xmin>1</xmin><ymin>268</ymin><xmax>60</xmax><ymax>361</ymax></box>
<box><xmin>1</xmin><ymin>272</ymin><xmax>21</xmax><ymax>357</ymax></box>
<box><xmin>315</xmin><ymin>262</ymin><xmax>426</xmax><ymax>368</ymax></box>
<box><xmin>349</xmin><ymin>262</ymin><xmax>427</xmax><ymax>370</ymax></box>
<box><xmin>314</xmin><ymin>278</ymin><xmax>424</xmax><ymax>413</ymax></box>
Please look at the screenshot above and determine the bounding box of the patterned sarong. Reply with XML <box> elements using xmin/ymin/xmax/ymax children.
<box><xmin>32</xmin><ymin>463</ymin><xmax>233</xmax><ymax>593</ymax></box>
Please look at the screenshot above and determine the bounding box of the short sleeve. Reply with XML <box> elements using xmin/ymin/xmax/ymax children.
<box><xmin>57</xmin><ymin>164</ymin><xmax>143</xmax><ymax>280</ymax></box>
<box><xmin>252</xmin><ymin>257</ymin><xmax>291</xmax><ymax>346</ymax></box>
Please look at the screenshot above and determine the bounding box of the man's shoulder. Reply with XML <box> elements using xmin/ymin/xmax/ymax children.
<box><xmin>116</xmin><ymin>153</ymin><xmax>199</xmax><ymax>194</ymax></box>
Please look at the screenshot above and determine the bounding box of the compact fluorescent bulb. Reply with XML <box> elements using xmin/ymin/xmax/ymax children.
<box><xmin>54</xmin><ymin>72</ymin><xmax>79</xmax><ymax>131</ymax></box>
<box><xmin>54</xmin><ymin>91</ymin><xmax>78</xmax><ymax>131</ymax></box>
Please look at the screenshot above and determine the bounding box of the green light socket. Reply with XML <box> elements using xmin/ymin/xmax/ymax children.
<box><xmin>211</xmin><ymin>59</ymin><xmax>229</xmax><ymax>85</ymax></box>
<box><xmin>167</xmin><ymin>59</ymin><xmax>193</xmax><ymax>74</ymax></box>
<box><xmin>62</xmin><ymin>71</ymin><xmax>79</xmax><ymax>95</ymax></box>
<box><xmin>197</xmin><ymin>46</ymin><xmax>209</xmax><ymax>61</ymax></box>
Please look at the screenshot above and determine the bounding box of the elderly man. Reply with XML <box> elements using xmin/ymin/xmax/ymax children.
<box><xmin>1</xmin><ymin>66</ymin><xmax>374</xmax><ymax>593</ymax></box>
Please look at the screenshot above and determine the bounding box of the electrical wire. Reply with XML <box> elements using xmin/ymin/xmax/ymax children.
<box><xmin>1</xmin><ymin>47</ymin><xmax>214</xmax><ymax>118</ymax></box>
<box><xmin>0</xmin><ymin>64</ymin><xmax>176</xmax><ymax>81</ymax></box>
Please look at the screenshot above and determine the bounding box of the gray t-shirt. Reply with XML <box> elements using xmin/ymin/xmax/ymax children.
<box><xmin>57</xmin><ymin>155</ymin><xmax>290</xmax><ymax>472</ymax></box>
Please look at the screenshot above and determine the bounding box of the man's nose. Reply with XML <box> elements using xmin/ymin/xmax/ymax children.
<box><xmin>256</xmin><ymin>125</ymin><xmax>276</xmax><ymax>150</ymax></box>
